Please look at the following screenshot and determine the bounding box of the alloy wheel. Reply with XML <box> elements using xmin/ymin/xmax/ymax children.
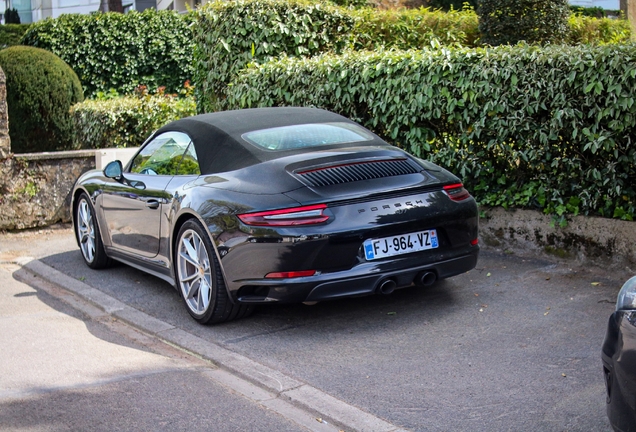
<box><xmin>177</xmin><ymin>229</ymin><xmax>213</xmax><ymax>315</ymax></box>
<box><xmin>77</xmin><ymin>198</ymin><xmax>96</xmax><ymax>263</ymax></box>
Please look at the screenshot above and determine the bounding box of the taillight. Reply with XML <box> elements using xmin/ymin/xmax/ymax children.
<box><xmin>443</xmin><ymin>183</ymin><xmax>470</xmax><ymax>202</ymax></box>
<box><xmin>237</xmin><ymin>204</ymin><xmax>329</xmax><ymax>226</ymax></box>
<box><xmin>265</xmin><ymin>270</ymin><xmax>317</xmax><ymax>279</ymax></box>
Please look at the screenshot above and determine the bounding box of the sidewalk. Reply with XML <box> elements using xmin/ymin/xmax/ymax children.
<box><xmin>0</xmin><ymin>229</ymin><xmax>336</xmax><ymax>431</ymax></box>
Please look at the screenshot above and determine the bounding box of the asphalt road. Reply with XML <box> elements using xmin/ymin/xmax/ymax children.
<box><xmin>1</xmin><ymin>265</ymin><xmax>316</xmax><ymax>432</ymax></box>
<box><xmin>4</xmin><ymin>225</ymin><xmax>631</xmax><ymax>431</ymax></box>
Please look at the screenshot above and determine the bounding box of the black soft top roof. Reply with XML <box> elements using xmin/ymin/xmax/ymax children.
<box><xmin>153</xmin><ymin>107</ymin><xmax>387</xmax><ymax>174</ymax></box>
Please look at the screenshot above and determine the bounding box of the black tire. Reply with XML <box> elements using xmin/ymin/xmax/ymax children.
<box><xmin>74</xmin><ymin>192</ymin><xmax>111</xmax><ymax>269</ymax></box>
<box><xmin>175</xmin><ymin>219</ymin><xmax>253</xmax><ymax>324</ymax></box>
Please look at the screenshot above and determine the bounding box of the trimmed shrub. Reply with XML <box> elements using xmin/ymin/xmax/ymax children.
<box><xmin>71</xmin><ymin>86</ymin><xmax>196</xmax><ymax>149</ymax></box>
<box><xmin>0</xmin><ymin>46</ymin><xmax>84</xmax><ymax>153</ymax></box>
<box><xmin>21</xmin><ymin>10</ymin><xmax>194</xmax><ymax>97</ymax></box>
<box><xmin>478</xmin><ymin>0</ymin><xmax>570</xmax><ymax>46</ymax></box>
<box><xmin>226</xmin><ymin>44</ymin><xmax>636</xmax><ymax>221</ymax></box>
<box><xmin>567</xmin><ymin>14</ymin><xmax>632</xmax><ymax>45</ymax></box>
<box><xmin>350</xmin><ymin>6</ymin><xmax>479</xmax><ymax>49</ymax></box>
<box><xmin>192</xmin><ymin>0</ymin><xmax>355</xmax><ymax>113</ymax></box>
<box><xmin>0</xmin><ymin>24</ymin><xmax>31</xmax><ymax>48</ymax></box>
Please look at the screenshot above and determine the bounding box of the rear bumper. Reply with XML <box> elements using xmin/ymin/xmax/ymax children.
<box><xmin>234</xmin><ymin>247</ymin><xmax>478</xmax><ymax>304</ymax></box>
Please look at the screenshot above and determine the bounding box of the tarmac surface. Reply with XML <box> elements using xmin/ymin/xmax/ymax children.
<box><xmin>0</xmin><ymin>224</ymin><xmax>632</xmax><ymax>431</ymax></box>
<box><xmin>0</xmin><ymin>228</ymin><xmax>357</xmax><ymax>432</ymax></box>
<box><xmin>0</xmin><ymin>264</ymin><xmax>313</xmax><ymax>431</ymax></box>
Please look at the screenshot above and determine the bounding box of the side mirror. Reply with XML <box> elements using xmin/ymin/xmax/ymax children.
<box><xmin>104</xmin><ymin>160</ymin><xmax>123</xmax><ymax>181</ymax></box>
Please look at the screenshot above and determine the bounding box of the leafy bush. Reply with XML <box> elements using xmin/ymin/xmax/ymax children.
<box><xmin>350</xmin><ymin>6</ymin><xmax>479</xmax><ymax>49</ymax></box>
<box><xmin>226</xmin><ymin>44</ymin><xmax>636</xmax><ymax>221</ymax></box>
<box><xmin>21</xmin><ymin>10</ymin><xmax>194</xmax><ymax>97</ymax></box>
<box><xmin>567</xmin><ymin>14</ymin><xmax>631</xmax><ymax>45</ymax></box>
<box><xmin>0</xmin><ymin>24</ymin><xmax>31</xmax><ymax>48</ymax></box>
<box><xmin>0</xmin><ymin>45</ymin><xmax>83</xmax><ymax>153</ymax></box>
<box><xmin>192</xmin><ymin>0</ymin><xmax>355</xmax><ymax>113</ymax></box>
<box><xmin>71</xmin><ymin>85</ymin><xmax>196</xmax><ymax>149</ymax></box>
<box><xmin>478</xmin><ymin>0</ymin><xmax>570</xmax><ymax>46</ymax></box>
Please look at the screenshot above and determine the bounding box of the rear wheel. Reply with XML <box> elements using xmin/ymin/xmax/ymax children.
<box><xmin>75</xmin><ymin>193</ymin><xmax>111</xmax><ymax>269</ymax></box>
<box><xmin>175</xmin><ymin>219</ymin><xmax>253</xmax><ymax>324</ymax></box>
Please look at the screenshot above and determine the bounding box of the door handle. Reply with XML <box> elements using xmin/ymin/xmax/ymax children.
<box><xmin>146</xmin><ymin>199</ymin><xmax>160</xmax><ymax>209</ymax></box>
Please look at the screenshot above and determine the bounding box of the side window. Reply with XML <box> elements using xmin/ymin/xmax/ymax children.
<box><xmin>129</xmin><ymin>132</ymin><xmax>196</xmax><ymax>176</ymax></box>
<box><xmin>176</xmin><ymin>142</ymin><xmax>201</xmax><ymax>175</ymax></box>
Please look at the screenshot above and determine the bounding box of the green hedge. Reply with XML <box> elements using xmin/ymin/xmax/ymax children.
<box><xmin>0</xmin><ymin>24</ymin><xmax>31</xmax><ymax>48</ymax></box>
<box><xmin>70</xmin><ymin>88</ymin><xmax>196</xmax><ymax>149</ymax></box>
<box><xmin>191</xmin><ymin>0</ymin><xmax>489</xmax><ymax>113</ymax></box>
<box><xmin>350</xmin><ymin>6</ymin><xmax>480</xmax><ymax>49</ymax></box>
<box><xmin>193</xmin><ymin>0</ymin><xmax>631</xmax><ymax>114</ymax></box>
<box><xmin>350</xmin><ymin>9</ymin><xmax>630</xmax><ymax>49</ymax></box>
<box><xmin>21</xmin><ymin>11</ymin><xmax>194</xmax><ymax>97</ymax></box>
<box><xmin>567</xmin><ymin>14</ymin><xmax>632</xmax><ymax>45</ymax></box>
<box><xmin>192</xmin><ymin>0</ymin><xmax>355</xmax><ymax>113</ymax></box>
<box><xmin>226</xmin><ymin>45</ymin><xmax>636</xmax><ymax>221</ymax></box>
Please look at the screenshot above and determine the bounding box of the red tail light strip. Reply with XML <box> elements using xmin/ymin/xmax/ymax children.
<box><xmin>237</xmin><ymin>204</ymin><xmax>329</xmax><ymax>226</ymax></box>
<box><xmin>443</xmin><ymin>183</ymin><xmax>470</xmax><ymax>202</ymax></box>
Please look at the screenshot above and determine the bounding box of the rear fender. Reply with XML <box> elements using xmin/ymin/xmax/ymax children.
<box><xmin>170</xmin><ymin>209</ymin><xmax>237</xmax><ymax>304</ymax></box>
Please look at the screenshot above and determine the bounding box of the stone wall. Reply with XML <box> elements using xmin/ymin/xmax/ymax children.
<box><xmin>0</xmin><ymin>67</ymin><xmax>9</xmax><ymax>159</ymax></box>
<box><xmin>0</xmin><ymin>151</ymin><xmax>95</xmax><ymax>230</ymax></box>
<box><xmin>480</xmin><ymin>208</ymin><xmax>636</xmax><ymax>267</ymax></box>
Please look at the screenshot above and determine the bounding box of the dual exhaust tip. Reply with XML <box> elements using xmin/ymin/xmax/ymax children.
<box><xmin>376</xmin><ymin>271</ymin><xmax>437</xmax><ymax>295</ymax></box>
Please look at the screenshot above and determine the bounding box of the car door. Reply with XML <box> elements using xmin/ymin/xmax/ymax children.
<box><xmin>101</xmin><ymin>131</ymin><xmax>194</xmax><ymax>258</ymax></box>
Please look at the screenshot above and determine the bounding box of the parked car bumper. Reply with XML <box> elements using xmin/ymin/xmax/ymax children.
<box><xmin>602</xmin><ymin>310</ymin><xmax>636</xmax><ymax>432</ymax></box>
<box><xmin>234</xmin><ymin>246</ymin><xmax>479</xmax><ymax>304</ymax></box>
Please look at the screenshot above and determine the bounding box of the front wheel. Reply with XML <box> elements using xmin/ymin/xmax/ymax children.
<box><xmin>75</xmin><ymin>192</ymin><xmax>111</xmax><ymax>269</ymax></box>
<box><xmin>175</xmin><ymin>220</ymin><xmax>253</xmax><ymax>324</ymax></box>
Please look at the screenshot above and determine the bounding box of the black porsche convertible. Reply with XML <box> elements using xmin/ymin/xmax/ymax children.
<box><xmin>72</xmin><ymin>107</ymin><xmax>479</xmax><ymax>324</ymax></box>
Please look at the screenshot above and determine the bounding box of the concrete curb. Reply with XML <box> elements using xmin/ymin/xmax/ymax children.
<box><xmin>15</xmin><ymin>257</ymin><xmax>407</xmax><ymax>432</ymax></box>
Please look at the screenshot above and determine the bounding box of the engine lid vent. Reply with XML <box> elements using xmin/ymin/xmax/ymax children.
<box><xmin>295</xmin><ymin>159</ymin><xmax>420</xmax><ymax>187</ymax></box>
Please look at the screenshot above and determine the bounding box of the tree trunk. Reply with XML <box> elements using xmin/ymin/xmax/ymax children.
<box><xmin>99</xmin><ymin>0</ymin><xmax>124</xmax><ymax>12</ymax></box>
<box><xmin>108</xmin><ymin>0</ymin><xmax>124</xmax><ymax>12</ymax></box>
<box><xmin>623</xmin><ymin>0</ymin><xmax>636</xmax><ymax>41</ymax></box>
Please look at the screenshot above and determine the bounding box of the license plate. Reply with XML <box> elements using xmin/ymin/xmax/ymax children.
<box><xmin>363</xmin><ymin>230</ymin><xmax>438</xmax><ymax>260</ymax></box>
